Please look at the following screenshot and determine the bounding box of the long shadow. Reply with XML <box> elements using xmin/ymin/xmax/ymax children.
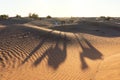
<box><xmin>74</xmin><ymin>34</ymin><xmax>103</xmax><ymax>70</ymax></box>
<box><xmin>50</xmin><ymin>21</ymin><xmax>120</xmax><ymax>37</ymax></box>
<box><xmin>0</xmin><ymin>24</ymin><xmax>56</xmax><ymax>67</ymax></box>
<box><xmin>47</xmin><ymin>33</ymin><xmax>67</xmax><ymax>69</ymax></box>
<box><xmin>33</xmin><ymin>32</ymin><xmax>67</xmax><ymax>69</ymax></box>
<box><xmin>22</xmin><ymin>30</ymin><xmax>54</xmax><ymax>64</ymax></box>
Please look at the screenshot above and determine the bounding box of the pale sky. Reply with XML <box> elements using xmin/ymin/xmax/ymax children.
<box><xmin>0</xmin><ymin>0</ymin><xmax>120</xmax><ymax>17</ymax></box>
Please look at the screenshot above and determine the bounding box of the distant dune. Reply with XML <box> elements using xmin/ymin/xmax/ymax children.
<box><xmin>0</xmin><ymin>18</ymin><xmax>120</xmax><ymax>80</ymax></box>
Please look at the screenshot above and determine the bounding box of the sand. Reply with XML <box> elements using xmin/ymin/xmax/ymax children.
<box><xmin>0</xmin><ymin>19</ymin><xmax>120</xmax><ymax>80</ymax></box>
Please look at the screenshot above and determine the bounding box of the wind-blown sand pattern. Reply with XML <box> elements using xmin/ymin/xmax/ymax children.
<box><xmin>0</xmin><ymin>19</ymin><xmax>120</xmax><ymax>80</ymax></box>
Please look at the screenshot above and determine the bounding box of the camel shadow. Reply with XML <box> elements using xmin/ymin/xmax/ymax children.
<box><xmin>33</xmin><ymin>33</ymin><xmax>67</xmax><ymax>69</ymax></box>
<box><xmin>22</xmin><ymin>30</ymin><xmax>54</xmax><ymax>64</ymax></box>
<box><xmin>74</xmin><ymin>34</ymin><xmax>103</xmax><ymax>70</ymax></box>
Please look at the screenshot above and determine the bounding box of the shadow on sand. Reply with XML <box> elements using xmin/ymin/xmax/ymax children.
<box><xmin>0</xmin><ymin>24</ymin><xmax>68</xmax><ymax>70</ymax></box>
<box><xmin>22</xmin><ymin>30</ymin><xmax>54</xmax><ymax>64</ymax></box>
<box><xmin>33</xmin><ymin>33</ymin><xmax>67</xmax><ymax>69</ymax></box>
<box><xmin>74</xmin><ymin>34</ymin><xmax>103</xmax><ymax>69</ymax></box>
<box><xmin>50</xmin><ymin>22</ymin><xmax>120</xmax><ymax>37</ymax></box>
<box><xmin>22</xmin><ymin>30</ymin><xmax>67</xmax><ymax>69</ymax></box>
<box><xmin>0</xmin><ymin>24</ymin><xmax>104</xmax><ymax>70</ymax></box>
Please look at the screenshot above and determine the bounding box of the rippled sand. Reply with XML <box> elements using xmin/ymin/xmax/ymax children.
<box><xmin>0</xmin><ymin>20</ymin><xmax>120</xmax><ymax>80</ymax></box>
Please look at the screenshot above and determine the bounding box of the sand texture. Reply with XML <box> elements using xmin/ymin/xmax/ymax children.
<box><xmin>0</xmin><ymin>19</ymin><xmax>120</xmax><ymax>80</ymax></box>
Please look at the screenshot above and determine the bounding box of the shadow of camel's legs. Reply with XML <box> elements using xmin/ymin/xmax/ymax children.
<box><xmin>80</xmin><ymin>53</ymin><xmax>88</xmax><ymax>69</ymax></box>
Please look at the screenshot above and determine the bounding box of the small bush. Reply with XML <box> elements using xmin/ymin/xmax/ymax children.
<box><xmin>0</xmin><ymin>14</ymin><xmax>9</xmax><ymax>20</ymax></box>
<box><xmin>100</xmin><ymin>16</ymin><xmax>111</xmax><ymax>21</ymax></box>
<box><xmin>46</xmin><ymin>15</ymin><xmax>52</xmax><ymax>19</ymax></box>
<box><xmin>29</xmin><ymin>13</ymin><xmax>39</xmax><ymax>19</ymax></box>
<box><xmin>105</xmin><ymin>17</ymin><xmax>111</xmax><ymax>21</ymax></box>
<box><xmin>16</xmin><ymin>14</ymin><xmax>21</xmax><ymax>18</ymax></box>
<box><xmin>100</xmin><ymin>16</ymin><xmax>106</xmax><ymax>19</ymax></box>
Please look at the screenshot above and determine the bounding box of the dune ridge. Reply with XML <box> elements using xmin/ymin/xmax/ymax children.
<box><xmin>0</xmin><ymin>20</ymin><xmax>120</xmax><ymax>80</ymax></box>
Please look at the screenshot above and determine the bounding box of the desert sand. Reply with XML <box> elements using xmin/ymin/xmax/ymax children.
<box><xmin>0</xmin><ymin>18</ymin><xmax>120</xmax><ymax>80</ymax></box>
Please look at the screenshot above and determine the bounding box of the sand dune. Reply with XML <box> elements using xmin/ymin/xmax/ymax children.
<box><xmin>0</xmin><ymin>20</ymin><xmax>120</xmax><ymax>80</ymax></box>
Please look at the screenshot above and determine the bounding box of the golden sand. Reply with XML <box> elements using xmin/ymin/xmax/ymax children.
<box><xmin>0</xmin><ymin>21</ymin><xmax>120</xmax><ymax>80</ymax></box>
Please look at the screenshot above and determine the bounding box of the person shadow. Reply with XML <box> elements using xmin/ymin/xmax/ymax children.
<box><xmin>74</xmin><ymin>34</ymin><xmax>103</xmax><ymax>70</ymax></box>
<box><xmin>33</xmin><ymin>33</ymin><xmax>67</xmax><ymax>70</ymax></box>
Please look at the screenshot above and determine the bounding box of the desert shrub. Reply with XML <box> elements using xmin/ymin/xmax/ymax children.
<box><xmin>16</xmin><ymin>14</ymin><xmax>21</xmax><ymax>18</ymax></box>
<box><xmin>100</xmin><ymin>16</ymin><xmax>106</xmax><ymax>19</ymax></box>
<box><xmin>0</xmin><ymin>14</ymin><xmax>9</xmax><ymax>20</ymax></box>
<box><xmin>100</xmin><ymin>16</ymin><xmax>111</xmax><ymax>21</ymax></box>
<box><xmin>29</xmin><ymin>13</ymin><xmax>39</xmax><ymax>19</ymax></box>
<box><xmin>46</xmin><ymin>15</ymin><xmax>52</xmax><ymax>19</ymax></box>
<box><xmin>105</xmin><ymin>16</ymin><xmax>111</xmax><ymax>21</ymax></box>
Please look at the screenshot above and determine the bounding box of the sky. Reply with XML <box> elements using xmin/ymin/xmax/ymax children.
<box><xmin>0</xmin><ymin>0</ymin><xmax>120</xmax><ymax>17</ymax></box>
